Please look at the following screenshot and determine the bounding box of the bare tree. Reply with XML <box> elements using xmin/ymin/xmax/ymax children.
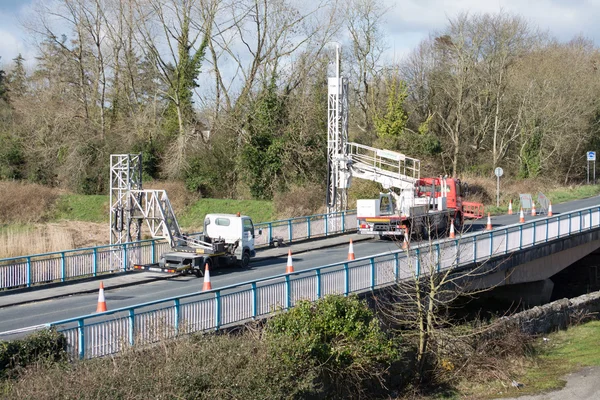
<box><xmin>429</xmin><ymin>14</ymin><xmax>485</xmax><ymax>176</ymax></box>
<box><xmin>378</xmin><ymin>222</ymin><xmax>509</xmax><ymax>379</ymax></box>
<box><xmin>345</xmin><ymin>0</ymin><xmax>389</xmax><ymax>136</ymax></box>
<box><xmin>133</xmin><ymin>0</ymin><xmax>217</xmax><ymax>177</ymax></box>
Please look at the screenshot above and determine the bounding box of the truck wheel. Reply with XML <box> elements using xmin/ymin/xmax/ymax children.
<box><xmin>240</xmin><ymin>251</ymin><xmax>250</xmax><ymax>268</ymax></box>
<box><xmin>195</xmin><ymin>258</ymin><xmax>212</xmax><ymax>278</ymax></box>
<box><xmin>452</xmin><ymin>213</ymin><xmax>463</xmax><ymax>233</ymax></box>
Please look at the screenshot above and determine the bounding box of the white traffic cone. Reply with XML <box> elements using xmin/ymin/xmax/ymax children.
<box><xmin>449</xmin><ymin>220</ymin><xmax>455</xmax><ymax>238</ymax></box>
<box><xmin>531</xmin><ymin>203</ymin><xmax>537</xmax><ymax>216</ymax></box>
<box><xmin>96</xmin><ymin>281</ymin><xmax>107</xmax><ymax>312</ymax></box>
<box><xmin>402</xmin><ymin>228</ymin><xmax>409</xmax><ymax>250</ymax></box>
<box><xmin>508</xmin><ymin>200</ymin><xmax>513</xmax><ymax>215</ymax></box>
<box><xmin>486</xmin><ymin>213</ymin><xmax>493</xmax><ymax>230</ymax></box>
<box><xmin>519</xmin><ymin>207</ymin><xmax>525</xmax><ymax>223</ymax></box>
<box><xmin>286</xmin><ymin>249</ymin><xmax>294</xmax><ymax>273</ymax></box>
<box><xmin>202</xmin><ymin>263</ymin><xmax>212</xmax><ymax>291</ymax></box>
<box><xmin>348</xmin><ymin>240</ymin><xmax>355</xmax><ymax>261</ymax></box>
<box><xmin>548</xmin><ymin>202</ymin><xmax>553</xmax><ymax>217</ymax></box>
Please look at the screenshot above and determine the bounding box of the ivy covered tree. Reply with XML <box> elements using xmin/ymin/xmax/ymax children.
<box><xmin>241</xmin><ymin>80</ymin><xmax>287</xmax><ymax>199</ymax></box>
<box><xmin>373</xmin><ymin>76</ymin><xmax>409</xmax><ymax>145</ymax></box>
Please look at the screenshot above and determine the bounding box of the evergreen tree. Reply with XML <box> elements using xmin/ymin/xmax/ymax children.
<box><xmin>0</xmin><ymin>57</ymin><xmax>7</xmax><ymax>102</ymax></box>
<box><xmin>8</xmin><ymin>54</ymin><xmax>27</xmax><ymax>96</ymax></box>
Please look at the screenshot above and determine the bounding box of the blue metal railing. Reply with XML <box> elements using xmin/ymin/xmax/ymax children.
<box><xmin>0</xmin><ymin>211</ymin><xmax>357</xmax><ymax>291</ymax></box>
<box><xmin>42</xmin><ymin>205</ymin><xmax>600</xmax><ymax>360</ymax></box>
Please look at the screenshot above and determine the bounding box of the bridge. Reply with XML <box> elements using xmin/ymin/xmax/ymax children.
<box><xmin>1</xmin><ymin>195</ymin><xmax>599</xmax><ymax>360</ymax></box>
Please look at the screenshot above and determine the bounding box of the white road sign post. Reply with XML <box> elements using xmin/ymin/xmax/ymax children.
<box><xmin>587</xmin><ymin>151</ymin><xmax>596</xmax><ymax>184</ymax></box>
<box><xmin>494</xmin><ymin>167</ymin><xmax>503</xmax><ymax>207</ymax></box>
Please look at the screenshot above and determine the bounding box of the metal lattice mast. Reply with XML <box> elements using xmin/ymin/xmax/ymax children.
<box><xmin>109</xmin><ymin>154</ymin><xmax>142</xmax><ymax>246</ymax></box>
<box><xmin>326</xmin><ymin>44</ymin><xmax>350</xmax><ymax>214</ymax></box>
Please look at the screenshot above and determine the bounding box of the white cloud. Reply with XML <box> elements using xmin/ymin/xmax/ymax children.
<box><xmin>2</xmin><ymin>0</ymin><xmax>600</xmax><ymax>71</ymax></box>
<box><xmin>0</xmin><ymin>6</ymin><xmax>34</xmax><ymax>69</ymax></box>
<box><xmin>381</xmin><ymin>0</ymin><xmax>600</xmax><ymax>61</ymax></box>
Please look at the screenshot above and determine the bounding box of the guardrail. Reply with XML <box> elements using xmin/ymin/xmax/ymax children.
<box><xmin>0</xmin><ymin>211</ymin><xmax>357</xmax><ymax>291</ymax></box>
<box><xmin>46</xmin><ymin>205</ymin><xmax>600</xmax><ymax>360</ymax></box>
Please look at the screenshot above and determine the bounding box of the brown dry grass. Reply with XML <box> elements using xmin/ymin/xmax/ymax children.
<box><xmin>0</xmin><ymin>181</ymin><xmax>62</xmax><ymax>224</ymax></box>
<box><xmin>0</xmin><ymin>222</ymin><xmax>106</xmax><ymax>258</ymax></box>
<box><xmin>274</xmin><ymin>184</ymin><xmax>327</xmax><ymax>219</ymax></box>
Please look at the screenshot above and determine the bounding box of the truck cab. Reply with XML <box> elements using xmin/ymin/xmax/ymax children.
<box><xmin>203</xmin><ymin>213</ymin><xmax>257</xmax><ymax>265</ymax></box>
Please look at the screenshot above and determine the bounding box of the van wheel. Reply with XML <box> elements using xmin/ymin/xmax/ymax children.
<box><xmin>240</xmin><ymin>251</ymin><xmax>250</xmax><ymax>268</ymax></box>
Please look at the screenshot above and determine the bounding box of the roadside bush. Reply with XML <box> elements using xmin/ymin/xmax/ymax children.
<box><xmin>0</xmin><ymin>329</ymin><xmax>68</xmax><ymax>380</ymax></box>
<box><xmin>265</xmin><ymin>295</ymin><xmax>400</xmax><ymax>399</ymax></box>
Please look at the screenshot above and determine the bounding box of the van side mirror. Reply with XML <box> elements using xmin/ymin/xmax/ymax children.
<box><xmin>258</xmin><ymin>229</ymin><xmax>263</xmax><ymax>235</ymax></box>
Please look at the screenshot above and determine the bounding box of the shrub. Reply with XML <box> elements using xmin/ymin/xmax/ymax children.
<box><xmin>0</xmin><ymin>332</ymin><xmax>318</xmax><ymax>399</ymax></box>
<box><xmin>265</xmin><ymin>295</ymin><xmax>400</xmax><ymax>399</ymax></box>
<box><xmin>0</xmin><ymin>329</ymin><xmax>68</xmax><ymax>379</ymax></box>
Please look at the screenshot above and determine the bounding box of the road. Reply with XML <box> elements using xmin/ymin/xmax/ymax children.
<box><xmin>0</xmin><ymin>195</ymin><xmax>598</xmax><ymax>334</ymax></box>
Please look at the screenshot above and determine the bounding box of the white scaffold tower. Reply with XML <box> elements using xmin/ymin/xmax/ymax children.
<box><xmin>109</xmin><ymin>154</ymin><xmax>213</xmax><ymax>271</ymax></box>
<box><xmin>109</xmin><ymin>154</ymin><xmax>143</xmax><ymax>269</ymax></box>
<box><xmin>110</xmin><ymin>154</ymin><xmax>143</xmax><ymax>246</ymax></box>
<box><xmin>326</xmin><ymin>44</ymin><xmax>351</xmax><ymax>215</ymax></box>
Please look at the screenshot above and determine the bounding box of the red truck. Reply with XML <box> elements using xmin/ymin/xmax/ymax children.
<box><xmin>357</xmin><ymin>176</ymin><xmax>484</xmax><ymax>240</ymax></box>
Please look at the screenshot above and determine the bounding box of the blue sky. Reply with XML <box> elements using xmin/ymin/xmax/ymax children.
<box><xmin>1</xmin><ymin>0</ymin><xmax>600</xmax><ymax>69</ymax></box>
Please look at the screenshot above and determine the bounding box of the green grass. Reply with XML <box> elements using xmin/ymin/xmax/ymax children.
<box><xmin>486</xmin><ymin>184</ymin><xmax>600</xmax><ymax>215</ymax></box>
<box><xmin>460</xmin><ymin>320</ymin><xmax>600</xmax><ymax>399</ymax></box>
<box><xmin>49</xmin><ymin>195</ymin><xmax>274</xmax><ymax>228</ymax></box>
<box><xmin>178</xmin><ymin>198</ymin><xmax>274</xmax><ymax>228</ymax></box>
<box><xmin>46</xmin><ymin>193</ymin><xmax>274</xmax><ymax>229</ymax></box>
<box><xmin>549</xmin><ymin>184</ymin><xmax>600</xmax><ymax>204</ymax></box>
<box><xmin>52</xmin><ymin>194</ymin><xmax>109</xmax><ymax>223</ymax></box>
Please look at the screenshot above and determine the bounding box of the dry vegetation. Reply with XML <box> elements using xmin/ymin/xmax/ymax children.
<box><xmin>0</xmin><ymin>222</ymin><xmax>107</xmax><ymax>258</ymax></box>
<box><xmin>273</xmin><ymin>184</ymin><xmax>327</xmax><ymax>218</ymax></box>
<box><xmin>144</xmin><ymin>180</ymin><xmax>200</xmax><ymax>212</ymax></box>
<box><xmin>0</xmin><ymin>181</ymin><xmax>61</xmax><ymax>224</ymax></box>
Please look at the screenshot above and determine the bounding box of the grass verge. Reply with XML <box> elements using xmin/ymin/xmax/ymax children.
<box><xmin>178</xmin><ymin>198</ymin><xmax>274</xmax><ymax>229</ymax></box>
<box><xmin>458</xmin><ymin>320</ymin><xmax>600</xmax><ymax>399</ymax></box>
<box><xmin>484</xmin><ymin>184</ymin><xmax>600</xmax><ymax>215</ymax></box>
<box><xmin>52</xmin><ymin>195</ymin><xmax>109</xmax><ymax>223</ymax></box>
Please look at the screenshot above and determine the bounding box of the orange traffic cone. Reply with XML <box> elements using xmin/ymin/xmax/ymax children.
<box><xmin>202</xmin><ymin>263</ymin><xmax>212</xmax><ymax>291</ymax></box>
<box><xmin>508</xmin><ymin>200</ymin><xmax>513</xmax><ymax>215</ymax></box>
<box><xmin>286</xmin><ymin>249</ymin><xmax>294</xmax><ymax>273</ymax></box>
<box><xmin>449</xmin><ymin>220</ymin><xmax>456</xmax><ymax>239</ymax></box>
<box><xmin>531</xmin><ymin>203</ymin><xmax>537</xmax><ymax>216</ymax></box>
<box><xmin>96</xmin><ymin>281</ymin><xmax>107</xmax><ymax>312</ymax></box>
<box><xmin>486</xmin><ymin>213</ymin><xmax>493</xmax><ymax>230</ymax></box>
<box><xmin>402</xmin><ymin>228</ymin><xmax>409</xmax><ymax>250</ymax></box>
<box><xmin>519</xmin><ymin>207</ymin><xmax>525</xmax><ymax>223</ymax></box>
<box><xmin>548</xmin><ymin>202</ymin><xmax>553</xmax><ymax>217</ymax></box>
<box><xmin>347</xmin><ymin>240</ymin><xmax>355</xmax><ymax>261</ymax></box>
